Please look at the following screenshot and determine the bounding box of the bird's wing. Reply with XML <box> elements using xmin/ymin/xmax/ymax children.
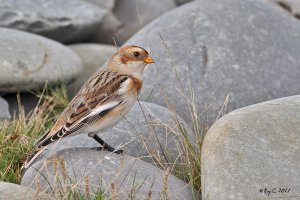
<box><xmin>36</xmin><ymin>69</ymin><xmax>129</xmax><ymax>147</ymax></box>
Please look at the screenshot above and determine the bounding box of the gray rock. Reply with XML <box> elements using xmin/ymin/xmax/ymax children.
<box><xmin>0</xmin><ymin>28</ymin><xmax>82</xmax><ymax>92</ymax></box>
<box><xmin>22</xmin><ymin>149</ymin><xmax>199</xmax><ymax>199</ymax></box>
<box><xmin>68</xmin><ymin>44</ymin><xmax>116</xmax><ymax>97</ymax></box>
<box><xmin>271</xmin><ymin>0</ymin><xmax>300</xmax><ymax>18</ymax></box>
<box><xmin>0</xmin><ymin>97</ymin><xmax>10</xmax><ymax>120</ymax></box>
<box><xmin>0</xmin><ymin>181</ymin><xmax>52</xmax><ymax>200</ymax></box>
<box><xmin>27</xmin><ymin>102</ymin><xmax>195</xmax><ymax>165</ymax></box>
<box><xmin>201</xmin><ymin>96</ymin><xmax>300</xmax><ymax>200</ymax></box>
<box><xmin>0</xmin><ymin>0</ymin><xmax>108</xmax><ymax>43</ymax></box>
<box><xmin>3</xmin><ymin>93</ymin><xmax>39</xmax><ymax>117</ymax></box>
<box><xmin>125</xmin><ymin>0</ymin><xmax>300</xmax><ymax>126</ymax></box>
<box><xmin>90</xmin><ymin>0</ymin><xmax>176</xmax><ymax>44</ymax></box>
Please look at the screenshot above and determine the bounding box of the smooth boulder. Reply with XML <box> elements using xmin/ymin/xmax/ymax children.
<box><xmin>201</xmin><ymin>96</ymin><xmax>300</xmax><ymax>199</ymax></box>
<box><xmin>0</xmin><ymin>181</ymin><xmax>51</xmax><ymax>200</ymax></box>
<box><xmin>0</xmin><ymin>0</ymin><xmax>108</xmax><ymax>43</ymax></box>
<box><xmin>125</xmin><ymin>0</ymin><xmax>300</xmax><ymax>126</ymax></box>
<box><xmin>0</xmin><ymin>28</ymin><xmax>82</xmax><ymax>92</ymax></box>
<box><xmin>22</xmin><ymin>149</ymin><xmax>199</xmax><ymax>199</ymax></box>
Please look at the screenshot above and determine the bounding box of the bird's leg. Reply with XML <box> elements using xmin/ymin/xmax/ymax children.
<box><xmin>88</xmin><ymin>132</ymin><xmax>123</xmax><ymax>154</ymax></box>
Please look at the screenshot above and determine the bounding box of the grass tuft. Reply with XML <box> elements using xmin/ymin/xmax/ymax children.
<box><xmin>0</xmin><ymin>84</ymin><xmax>69</xmax><ymax>183</ymax></box>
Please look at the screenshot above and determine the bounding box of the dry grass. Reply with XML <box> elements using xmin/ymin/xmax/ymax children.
<box><xmin>0</xmin><ymin>84</ymin><xmax>68</xmax><ymax>183</ymax></box>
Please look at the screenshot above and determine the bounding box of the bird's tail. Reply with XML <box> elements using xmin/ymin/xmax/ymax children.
<box><xmin>21</xmin><ymin>146</ymin><xmax>47</xmax><ymax>170</ymax></box>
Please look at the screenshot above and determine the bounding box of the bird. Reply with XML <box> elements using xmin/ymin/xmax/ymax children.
<box><xmin>22</xmin><ymin>45</ymin><xmax>154</xmax><ymax>170</ymax></box>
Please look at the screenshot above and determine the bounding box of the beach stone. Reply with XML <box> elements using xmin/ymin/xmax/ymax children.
<box><xmin>201</xmin><ymin>96</ymin><xmax>300</xmax><ymax>199</ymax></box>
<box><xmin>21</xmin><ymin>149</ymin><xmax>199</xmax><ymax>199</ymax></box>
<box><xmin>25</xmin><ymin>101</ymin><xmax>195</xmax><ymax>166</ymax></box>
<box><xmin>125</xmin><ymin>0</ymin><xmax>300</xmax><ymax>126</ymax></box>
<box><xmin>90</xmin><ymin>0</ymin><xmax>176</xmax><ymax>44</ymax></box>
<box><xmin>0</xmin><ymin>0</ymin><xmax>108</xmax><ymax>43</ymax></box>
<box><xmin>0</xmin><ymin>97</ymin><xmax>10</xmax><ymax>120</ymax></box>
<box><xmin>0</xmin><ymin>28</ymin><xmax>82</xmax><ymax>92</ymax></box>
<box><xmin>67</xmin><ymin>44</ymin><xmax>116</xmax><ymax>97</ymax></box>
<box><xmin>0</xmin><ymin>181</ymin><xmax>52</xmax><ymax>200</ymax></box>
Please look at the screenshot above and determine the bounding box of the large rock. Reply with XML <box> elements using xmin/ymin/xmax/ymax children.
<box><xmin>0</xmin><ymin>28</ymin><xmax>82</xmax><ymax>92</ymax></box>
<box><xmin>25</xmin><ymin>102</ymin><xmax>195</xmax><ymax>165</ymax></box>
<box><xmin>0</xmin><ymin>97</ymin><xmax>10</xmax><ymax>120</ymax></box>
<box><xmin>90</xmin><ymin>0</ymin><xmax>176</xmax><ymax>44</ymax></box>
<box><xmin>0</xmin><ymin>181</ymin><xmax>51</xmax><ymax>200</ymax></box>
<box><xmin>125</xmin><ymin>0</ymin><xmax>300</xmax><ymax>126</ymax></box>
<box><xmin>0</xmin><ymin>0</ymin><xmax>109</xmax><ymax>43</ymax></box>
<box><xmin>201</xmin><ymin>96</ymin><xmax>300</xmax><ymax>199</ymax></box>
<box><xmin>22</xmin><ymin>149</ymin><xmax>199</xmax><ymax>199</ymax></box>
<box><xmin>68</xmin><ymin>44</ymin><xmax>116</xmax><ymax>97</ymax></box>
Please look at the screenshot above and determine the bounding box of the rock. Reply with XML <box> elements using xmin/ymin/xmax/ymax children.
<box><xmin>0</xmin><ymin>181</ymin><xmax>52</xmax><ymax>200</ymax></box>
<box><xmin>125</xmin><ymin>0</ymin><xmax>300</xmax><ymax>126</ymax></box>
<box><xmin>0</xmin><ymin>0</ymin><xmax>109</xmax><ymax>43</ymax></box>
<box><xmin>201</xmin><ymin>96</ymin><xmax>300</xmax><ymax>199</ymax></box>
<box><xmin>90</xmin><ymin>0</ymin><xmax>176</xmax><ymax>45</ymax></box>
<box><xmin>0</xmin><ymin>97</ymin><xmax>10</xmax><ymax>120</ymax></box>
<box><xmin>0</xmin><ymin>28</ymin><xmax>82</xmax><ymax>92</ymax></box>
<box><xmin>271</xmin><ymin>0</ymin><xmax>300</xmax><ymax>18</ymax></box>
<box><xmin>22</xmin><ymin>148</ymin><xmax>199</xmax><ymax>199</ymax></box>
<box><xmin>2</xmin><ymin>93</ymin><xmax>39</xmax><ymax>117</ymax></box>
<box><xmin>26</xmin><ymin>102</ymin><xmax>195</xmax><ymax>165</ymax></box>
<box><xmin>67</xmin><ymin>44</ymin><xmax>116</xmax><ymax>97</ymax></box>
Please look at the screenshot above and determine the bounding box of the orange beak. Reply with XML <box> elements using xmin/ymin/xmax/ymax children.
<box><xmin>144</xmin><ymin>56</ymin><xmax>155</xmax><ymax>64</ymax></box>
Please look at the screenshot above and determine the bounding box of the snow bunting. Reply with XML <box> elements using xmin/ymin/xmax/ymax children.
<box><xmin>22</xmin><ymin>45</ymin><xmax>154</xmax><ymax>170</ymax></box>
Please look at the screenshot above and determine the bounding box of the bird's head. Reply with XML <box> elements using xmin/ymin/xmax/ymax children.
<box><xmin>108</xmin><ymin>45</ymin><xmax>154</xmax><ymax>77</ymax></box>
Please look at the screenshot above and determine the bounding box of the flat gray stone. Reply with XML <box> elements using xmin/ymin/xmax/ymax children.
<box><xmin>201</xmin><ymin>96</ymin><xmax>300</xmax><ymax>200</ymax></box>
<box><xmin>22</xmin><ymin>149</ymin><xmax>199</xmax><ymax>199</ymax></box>
<box><xmin>0</xmin><ymin>28</ymin><xmax>82</xmax><ymax>92</ymax></box>
<box><xmin>125</xmin><ymin>0</ymin><xmax>300</xmax><ymax>126</ymax></box>
<box><xmin>0</xmin><ymin>0</ymin><xmax>108</xmax><ymax>43</ymax></box>
<box><xmin>68</xmin><ymin>44</ymin><xmax>116</xmax><ymax>97</ymax></box>
<box><xmin>0</xmin><ymin>181</ymin><xmax>52</xmax><ymax>200</ymax></box>
<box><xmin>26</xmin><ymin>101</ymin><xmax>195</xmax><ymax>166</ymax></box>
<box><xmin>0</xmin><ymin>97</ymin><xmax>10</xmax><ymax>120</ymax></box>
<box><xmin>90</xmin><ymin>0</ymin><xmax>176</xmax><ymax>44</ymax></box>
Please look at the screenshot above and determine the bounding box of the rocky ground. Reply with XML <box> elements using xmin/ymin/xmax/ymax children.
<box><xmin>0</xmin><ymin>0</ymin><xmax>300</xmax><ymax>199</ymax></box>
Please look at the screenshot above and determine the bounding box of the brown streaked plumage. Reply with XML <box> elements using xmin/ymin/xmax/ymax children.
<box><xmin>22</xmin><ymin>45</ymin><xmax>154</xmax><ymax>170</ymax></box>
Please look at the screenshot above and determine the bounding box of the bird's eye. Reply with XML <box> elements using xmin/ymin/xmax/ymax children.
<box><xmin>133</xmin><ymin>51</ymin><xmax>140</xmax><ymax>57</ymax></box>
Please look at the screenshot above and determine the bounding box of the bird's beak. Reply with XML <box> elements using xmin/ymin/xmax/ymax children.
<box><xmin>144</xmin><ymin>56</ymin><xmax>155</xmax><ymax>64</ymax></box>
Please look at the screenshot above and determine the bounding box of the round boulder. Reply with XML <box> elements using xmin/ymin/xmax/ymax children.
<box><xmin>202</xmin><ymin>95</ymin><xmax>300</xmax><ymax>199</ymax></box>
<box><xmin>22</xmin><ymin>149</ymin><xmax>199</xmax><ymax>199</ymax></box>
<box><xmin>0</xmin><ymin>28</ymin><xmax>82</xmax><ymax>92</ymax></box>
<box><xmin>0</xmin><ymin>0</ymin><xmax>109</xmax><ymax>43</ymax></box>
<box><xmin>125</xmin><ymin>0</ymin><xmax>300</xmax><ymax>126</ymax></box>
